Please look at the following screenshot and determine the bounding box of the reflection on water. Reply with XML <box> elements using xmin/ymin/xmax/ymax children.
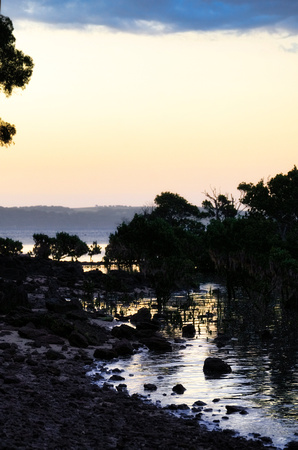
<box><xmin>90</xmin><ymin>283</ymin><xmax>298</xmax><ymax>449</ymax></box>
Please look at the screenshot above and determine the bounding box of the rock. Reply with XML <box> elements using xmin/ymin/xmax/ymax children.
<box><xmin>42</xmin><ymin>314</ymin><xmax>74</xmax><ymax>338</ymax></box>
<box><xmin>111</xmin><ymin>324</ymin><xmax>137</xmax><ymax>340</ymax></box>
<box><xmin>130</xmin><ymin>307</ymin><xmax>151</xmax><ymax>324</ymax></box>
<box><xmin>116</xmin><ymin>384</ymin><xmax>127</xmax><ymax>392</ymax></box>
<box><xmin>193</xmin><ymin>400</ymin><xmax>207</xmax><ymax>407</ymax></box>
<box><xmin>93</xmin><ymin>347</ymin><xmax>117</xmax><ymax>360</ymax></box>
<box><xmin>112</xmin><ymin>339</ymin><xmax>134</xmax><ymax>356</ymax></box>
<box><xmin>66</xmin><ymin>310</ymin><xmax>89</xmax><ymax>321</ymax></box>
<box><xmin>111</xmin><ymin>368</ymin><xmax>123</xmax><ymax>373</ymax></box>
<box><xmin>18</xmin><ymin>325</ymin><xmax>46</xmax><ymax>340</ymax></box>
<box><xmin>135</xmin><ymin>321</ymin><xmax>160</xmax><ymax>332</ymax></box>
<box><xmin>3</xmin><ymin>375</ymin><xmax>21</xmax><ymax>384</ymax></box>
<box><xmin>47</xmin><ymin>365</ymin><xmax>61</xmax><ymax>376</ymax></box>
<box><xmin>166</xmin><ymin>404</ymin><xmax>190</xmax><ymax>410</ymax></box>
<box><xmin>174</xmin><ymin>338</ymin><xmax>186</xmax><ymax>344</ymax></box>
<box><xmin>203</xmin><ymin>357</ymin><xmax>232</xmax><ymax>375</ymax></box>
<box><xmin>144</xmin><ymin>383</ymin><xmax>157</xmax><ymax>391</ymax></box>
<box><xmin>225</xmin><ymin>405</ymin><xmax>248</xmax><ymax>414</ymax></box>
<box><xmin>172</xmin><ymin>384</ymin><xmax>186</xmax><ymax>394</ymax></box>
<box><xmin>0</xmin><ymin>280</ymin><xmax>29</xmax><ymax>313</ymax></box>
<box><xmin>109</xmin><ymin>374</ymin><xmax>125</xmax><ymax>381</ymax></box>
<box><xmin>259</xmin><ymin>436</ymin><xmax>272</xmax><ymax>444</ymax></box>
<box><xmin>182</xmin><ymin>324</ymin><xmax>196</xmax><ymax>338</ymax></box>
<box><xmin>213</xmin><ymin>334</ymin><xmax>231</xmax><ymax>348</ymax></box>
<box><xmin>68</xmin><ymin>331</ymin><xmax>89</xmax><ymax>348</ymax></box>
<box><xmin>0</xmin><ymin>342</ymin><xmax>12</xmax><ymax>350</ymax></box>
<box><xmin>36</xmin><ymin>334</ymin><xmax>65</xmax><ymax>346</ymax></box>
<box><xmin>45</xmin><ymin>349</ymin><xmax>66</xmax><ymax>360</ymax></box>
<box><xmin>140</xmin><ymin>335</ymin><xmax>172</xmax><ymax>353</ymax></box>
<box><xmin>285</xmin><ymin>441</ymin><xmax>298</xmax><ymax>449</ymax></box>
<box><xmin>46</xmin><ymin>298</ymin><xmax>82</xmax><ymax>314</ymax></box>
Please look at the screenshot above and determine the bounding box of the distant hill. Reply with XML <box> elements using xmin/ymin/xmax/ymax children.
<box><xmin>0</xmin><ymin>206</ymin><xmax>144</xmax><ymax>230</ymax></box>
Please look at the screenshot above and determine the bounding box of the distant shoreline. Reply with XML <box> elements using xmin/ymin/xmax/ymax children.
<box><xmin>0</xmin><ymin>205</ymin><xmax>143</xmax><ymax>230</ymax></box>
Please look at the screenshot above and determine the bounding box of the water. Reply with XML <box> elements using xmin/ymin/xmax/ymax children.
<box><xmin>89</xmin><ymin>285</ymin><xmax>298</xmax><ymax>449</ymax></box>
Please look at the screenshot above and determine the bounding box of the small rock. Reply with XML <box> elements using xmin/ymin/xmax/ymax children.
<box><xmin>203</xmin><ymin>357</ymin><xmax>232</xmax><ymax>375</ymax></box>
<box><xmin>166</xmin><ymin>404</ymin><xmax>190</xmax><ymax>410</ymax></box>
<box><xmin>172</xmin><ymin>384</ymin><xmax>186</xmax><ymax>394</ymax></box>
<box><xmin>144</xmin><ymin>383</ymin><xmax>157</xmax><ymax>391</ymax></box>
<box><xmin>182</xmin><ymin>324</ymin><xmax>196</xmax><ymax>338</ymax></box>
<box><xmin>116</xmin><ymin>384</ymin><xmax>127</xmax><ymax>392</ymax></box>
<box><xmin>93</xmin><ymin>347</ymin><xmax>117</xmax><ymax>360</ymax></box>
<box><xmin>45</xmin><ymin>349</ymin><xmax>66</xmax><ymax>360</ymax></box>
<box><xmin>225</xmin><ymin>405</ymin><xmax>248</xmax><ymax>414</ymax></box>
<box><xmin>109</xmin><ymin>374</ymin><xmax>125</xmax><ymax>381</ymax></box>
<box><xmin>193</xmin><ymin>400</ymin><xmax>207</xmax><ymax>407</ymax></box>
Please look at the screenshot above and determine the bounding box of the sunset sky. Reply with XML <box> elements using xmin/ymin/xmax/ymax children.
<box><xmin>1</xmin><ymin>1</ymin><xmax>298</xmax><ymax>207</ymax></box>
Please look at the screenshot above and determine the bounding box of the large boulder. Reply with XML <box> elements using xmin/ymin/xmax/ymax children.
<box><xmin>68</xmin><ymin>331</ymin><xmax>89</xmax><ymax>348</ymax></box>
<box><xmin>130</xmin><ymin>307</ymin><xmax>151</xmax><ymax>324</ymax></box>
<box><xmin>112</xmin><ymin>339</ymin><xmax>134</xmax><ymax>356</ymax></box>
<box><xmin>111</xmin><ymin>324</ymin><xmax>137</xmax><ymax>340</ymax></box>
<box><xmin>135</xmin><ymin>321</ymin><xmax>160</xmax><ymax>332</ymax></box>
<box><xmin>140</xmin><ymin>335</ymin><xmax>172</xmax><ymax>353</ymax></box>
<box><xmin>203</xmin><ymin>357</ymin><xmax>232</xmax><ymax>375</ymax></box>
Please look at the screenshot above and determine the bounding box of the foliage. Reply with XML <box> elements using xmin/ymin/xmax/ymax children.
<box><xmin>52</xmin><ymin>232</ymin><xmax>89</xmax><ymax>261</ymax></box>
<box><xmin>153</xmin><ymin>191</ymin><xmax>203</xmax><ymax>232</ymax></box>
<box><xmin>0</xmin><ymin>119</ymin><xmax>16</xmax><ymax>146</ymax></box>
<box><xmin>0</xmin><ymin>237</ymin><xmax>22</xmax><ymax>255</ymax></box>
<box><xmin>202</xmin><ymin>188</ymin><xmax>238</xmax><ymax>221</ymax></box>
<box><xmin>205</xmin><ymin>216</ymin><xmax>280</xmax><ymax>302</ymax></box>
<box><xmin>105</xmin><ymin>173</ymin><xmax>298</xmax><ymax>311</ymax></box>
<box><xmin>33</xmin><ymin>232</ymin><xmax>89</xmax><ymax>261</ymax></box>
<box><xmin>238</xmin><ymin>166</ymin><xmax>298</xmax><ymax>241</ymax></box>
<box><xmin>33</xmin><ymin>233</ymin><xmax>55</xmax><ymax>259</ymax></box>
<box><xmin>105</xmin><ymin>202</ymin><xmax>203</xmax><ymax>311</ymax></box>
<box><xmin>0</xmin><ymin>15</ymin><xmax>34</xmax><ymax>146</ymax></box>
<box><xmin>88</xmin><ymin>241</ymin><xmax>101</xmax><ymax>262</ymax></box>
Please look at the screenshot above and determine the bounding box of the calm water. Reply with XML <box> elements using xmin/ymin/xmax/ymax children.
<box><xmin>89</xmin><ymin>285</ymin><xmax>298</xmax><ymax>449</ymax></box>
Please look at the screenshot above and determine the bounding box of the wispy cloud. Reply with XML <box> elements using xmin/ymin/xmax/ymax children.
<box><xmin>281</xmin><ymin>42</ymin><xmax>298</xmax><ymax>53</ymax></box>
<box><xmin>5</xmin><ymin>0</ymin><xmax>298</xmax><ymax>34</ymax></box>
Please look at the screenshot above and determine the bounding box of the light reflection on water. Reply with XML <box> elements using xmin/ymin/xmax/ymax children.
<box><xmin>90</xmin><ymin>284</ymin><xmax>298</xmax><ymax>449</ymax></box>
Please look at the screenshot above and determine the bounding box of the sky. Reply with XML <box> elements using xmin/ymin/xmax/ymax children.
<box><xmin>1</xmin><ymin>1</ymin><xmax>298</xmax><ymax>207</ymax></box>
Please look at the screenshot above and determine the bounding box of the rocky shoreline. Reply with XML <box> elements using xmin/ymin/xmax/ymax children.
<box><xmin>0</xmin><ymin>318</ymin><xmax>272</xmax><ymax>450</ymax></box>
<box><xmin>0</xmin><ymin>256</ymin><xmax>294</xmax><ymax>449</ymax></box>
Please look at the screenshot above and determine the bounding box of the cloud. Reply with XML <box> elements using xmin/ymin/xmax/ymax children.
<box><xmin>281</xmin><ymin>42</ymin><xmax>298</xmax><ymax>53</ymax></box>
<box><xmin>4</xmin><ymin>0</ymin><xmax>298</xmax><ymax>34</ymax></box>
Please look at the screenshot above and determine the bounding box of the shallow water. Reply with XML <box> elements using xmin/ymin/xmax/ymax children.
<box><xmin>90</xmin><ymin>285</ymin><xmax>298</xmax><ymax>449</ymax></box>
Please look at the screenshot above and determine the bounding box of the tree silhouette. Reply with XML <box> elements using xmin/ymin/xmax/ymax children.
<box><xmin>0</xmin><ymin>15</ymin><xmax>34</xmax><ymax>146</ymax></box>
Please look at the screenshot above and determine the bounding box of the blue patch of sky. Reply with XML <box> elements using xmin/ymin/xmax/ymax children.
<box><xmin>4</xmin><ymin>0</ymin><xmax>298</xmax><ymax>33</ymax></box>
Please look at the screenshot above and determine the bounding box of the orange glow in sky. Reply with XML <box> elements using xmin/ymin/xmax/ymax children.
<box><xmin>1</xmin><ymin>21</ymin><xmax>297</xmax><ymax>207</ymax></box>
